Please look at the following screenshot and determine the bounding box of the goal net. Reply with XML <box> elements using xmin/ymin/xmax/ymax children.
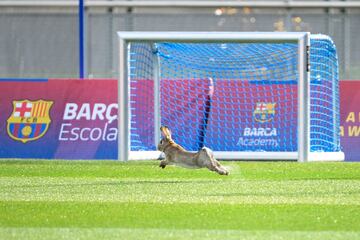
<box><xmin>118</xmin><ymin>32</ymin><xmax>344</xmax><ymax>162</ymax></box>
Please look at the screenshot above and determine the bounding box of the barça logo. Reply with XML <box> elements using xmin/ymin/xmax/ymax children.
<box><xmin>7</xmin><ymin>100</ymin><xmax>53</xmax><ymax>143</ymax></box>
<box><xmin>253</xmin><ymin>102</ymin><xmax>276</xmax><ymax>123</ymax></box>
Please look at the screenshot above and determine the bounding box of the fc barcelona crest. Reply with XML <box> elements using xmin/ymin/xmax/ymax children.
<box><xmin>7</xmin><ymin>100</ymin><xmax>53</xmax><ymax>143</ymax></box>
<box><xmin>253</xmin><ymin>102</ymin><xmax>276</xmax><ymax>123</ymax></box>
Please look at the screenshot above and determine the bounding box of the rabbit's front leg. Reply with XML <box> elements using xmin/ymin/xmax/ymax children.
<box><xmin>159</xmin><ymin>159</ymin><xmax>169</xmax><ymax>169</ymax></box>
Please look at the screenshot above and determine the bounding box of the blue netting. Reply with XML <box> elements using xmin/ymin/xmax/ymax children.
<box><xmin>128</xmin><ymin>35</ymin><xmax>341</xmax><ymax>153</ymax></box>
<box><xmin>310</xmin><ymin>34</ymin><xmax>341</xmax><ymax>152</ymax></box>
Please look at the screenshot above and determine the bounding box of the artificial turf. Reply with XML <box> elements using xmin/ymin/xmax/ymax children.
<box><xmin>0</xmin><ymin>160</ymin><xmax>359</xmax><ymax>240</ymax></box>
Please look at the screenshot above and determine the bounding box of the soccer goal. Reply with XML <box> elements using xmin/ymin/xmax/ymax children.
<box><xmin>117</xmin><ymin>32</ymin><xmax>344</xmax><ymax>162</ymax></box>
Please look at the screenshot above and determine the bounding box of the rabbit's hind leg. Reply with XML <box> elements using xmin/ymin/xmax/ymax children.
<box><xmin>206</xmin><ymin>161</ymin><xmax>229</xmax><ymax>175</ymax></box>
<box><xmin>216</xmin><ymin>165</ymin><xmax>229</xmax><ymax>175</ymax></box>
<box><xmin>215</xmin><ymin>160</ymin><xmax>229</xmax><ymax>175</ymax></box>
<box><xmin>200</xmin><ymin>148</ymin><xmax>229</xmax><ymax>175</ymax></box>
<box><xmin>209</xmin><ymin>155</ymin><xmax>229</xmax><ymax>175</ymax></box>
<box><xmin>214</xmin><ymin>165</ymin><xmax>229</xmax><ymax>175</ymax></box>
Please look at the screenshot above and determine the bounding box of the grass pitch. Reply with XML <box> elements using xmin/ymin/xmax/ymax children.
<box><xmin>0</xmin><ymin>160</ymin><xmax>360</xmax><ymax>240</ymax></box>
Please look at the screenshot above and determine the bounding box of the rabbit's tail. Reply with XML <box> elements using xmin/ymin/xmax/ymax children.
<box><xmin>201</xmin><ymin>146</ymin><xmax>214</xmax><ymax>158</ymax></box>
<box><xmin>201</xmin><ymin>146</ymin><xmax>212</xmax><ymax>154</ymax></box>
<box><xmin>201</xmin><ymin>147</ymin><xmax>219</xmax><ymax>164</ymax></box>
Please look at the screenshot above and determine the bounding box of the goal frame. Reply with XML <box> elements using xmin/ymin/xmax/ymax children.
<box><xmin>117</xmin><ymin>31</ymin><xmax>344</xmax><ymax>162</ymax></box>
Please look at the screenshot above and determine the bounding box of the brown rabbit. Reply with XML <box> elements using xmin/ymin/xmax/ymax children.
<box><xmin>157</xmin><ymin>126</ymin><xmax>229</xmax><ymax>175</ymax></box>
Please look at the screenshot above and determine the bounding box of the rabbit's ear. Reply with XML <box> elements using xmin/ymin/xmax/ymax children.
<box><xmin>164</xmin><ymin>126</ymin><xmax>172</xmax><ymax>138</ymax></box>
<box><xmin>160</xmin><ymin>126</ymin><xmax>169</xmax><ymax>138</ymax></box>
<box><xmin>160</xmin><ymin>126</ymin><xmax>172</xmax><ymax>138</ymax></box>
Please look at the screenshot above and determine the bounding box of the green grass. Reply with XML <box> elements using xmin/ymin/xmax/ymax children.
<box><xmin>0</xmin><ymin>160</ymin><xmax>360</xmax><ymax>240</ymax></box>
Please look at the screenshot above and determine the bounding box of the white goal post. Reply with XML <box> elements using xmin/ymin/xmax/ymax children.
<box><xmin>117</xmin><ymin>32</ymin><xmax>344</xmax><ymax>162</ymax></box>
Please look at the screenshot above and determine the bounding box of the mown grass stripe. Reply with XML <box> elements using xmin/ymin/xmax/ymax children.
<box><xmin>1</xmin><ymin>228</ymin><xmax>360</xmax><ymax>240</ymax></box>
<box><xmin>1</xmin><ymin>201</ymin><xmax>360</xmax><ymax>231</ymax></box>
<box><xmin>1</xmin><ymin>175</ymin><xmax>360</xmax><ymax>205</ymax></box>
<box><xmin>1</xmin><ymin>160</ymin><xmax>360</xmax><ymax>180</ymax></box>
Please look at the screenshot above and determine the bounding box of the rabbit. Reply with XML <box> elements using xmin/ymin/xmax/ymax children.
<box><xmin>157</xmin><ymin>126</ymin><xmax>229</xmax><ymax>175</ymax></box>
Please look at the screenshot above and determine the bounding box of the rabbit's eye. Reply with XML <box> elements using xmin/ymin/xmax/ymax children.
<box><xmin>160</xmin><ymin>140</ymin><xmax>163</xmax><ymax>144</ymax></box>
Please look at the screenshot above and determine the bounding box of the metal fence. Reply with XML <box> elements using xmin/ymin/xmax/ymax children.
<box><xmin>0</xmin><ymin>0</ymin><xmax>360</xmax><ymax>79</ymax></box>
